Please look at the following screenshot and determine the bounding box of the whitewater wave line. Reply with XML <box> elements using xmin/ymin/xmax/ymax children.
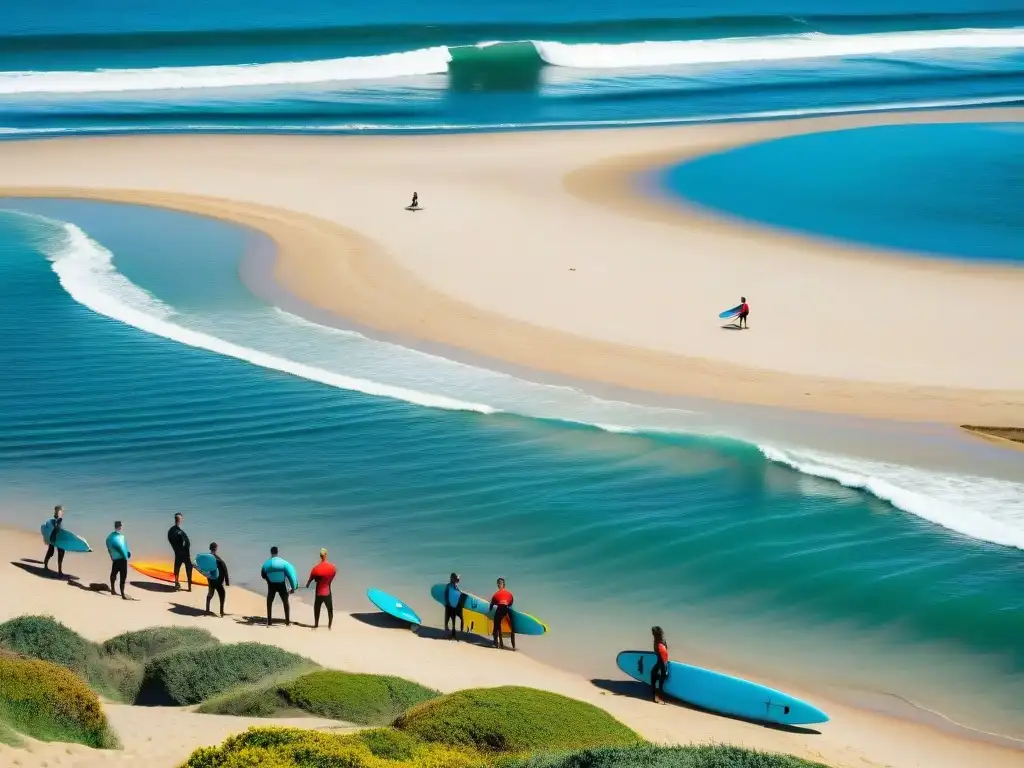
<box><xmin>22</xmin><ymin>211</ymin><xmax>1024</xmax><ymax>552</ymax></box>
<box><xmin>2</xmin><ymin>26</ymin><xmax>1022</xmax><ymax>95</ymax></box>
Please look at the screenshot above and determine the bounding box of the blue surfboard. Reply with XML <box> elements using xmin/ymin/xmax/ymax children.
<box><xmin>40</xmin><ymin>520</ymin><xmax>91</xmax><ymax>553</ymax></box>
<box><xmin>367</xmin><ymin>588</ymin><xmax>421</xmax><ymax>626</ymax></box>
<box><xmin>718</xmin><ymin>304</ymin><xmax>743</xmax><ymax>319</ymax></box>
<box><xmin>195</xmin><ymin>552</ymin><xmax>219</xmax><ymax>580</ymax></box>
<box><xmin>429</xmin><ymin>584</ymin><xmax>547</xmax><ymax>636</ymax></box>
<box><xmin>616</xmin><ymin>651</ymin><xmax>828</xmax><ymax>726</ymax></box>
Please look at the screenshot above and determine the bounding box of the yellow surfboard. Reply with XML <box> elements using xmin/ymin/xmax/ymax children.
<box><xmin>460</xmin><ymin>607</ymin><xmax>512</xmax><ymax>637</ymax></box>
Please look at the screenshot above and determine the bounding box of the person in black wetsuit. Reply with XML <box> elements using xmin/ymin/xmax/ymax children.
<box><xmin>204</xmin><ymin>542</ymin><xmax>230</xmax><ymax>617</ymax></box>
<box><xmin>43</xmin><ymin>505</ymin><xmax>65</xmax><ymax>577</ymax></box>
<box><xmin>410</xmin><ymin>192</ymin><xmax>418</xmax><ymax>209</ymax></box>
<box><xmin>167</xmin><ymin>513</ymin><xmax>193</xmax><ymax>591</ymax></box>
<box><xmin>651</xmin><ymin>625</ymin><xmax>669</xmax><ymax>704</ymax></box>
<box><xmin>443</xmin><ymin>572</ymin><xmax>467</xmax><ymax>640</ymax></box>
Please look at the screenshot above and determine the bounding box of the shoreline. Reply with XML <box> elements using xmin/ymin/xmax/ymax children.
<box><xmin>0</xmin><ymin>107</ymin><xmax>1022</xmax><ymax>425</ymax></box>
<box><xmin>1</xmin><ymin>525</ymin><xmax>1021</xmax><ymax>768</ymax></box>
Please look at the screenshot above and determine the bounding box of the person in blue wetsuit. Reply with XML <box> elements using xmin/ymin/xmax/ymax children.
<box><xmin>105</xmin><ymin>521</ymin><xmax>131</xmax><ymax>600</ymax></box>
<box><xmin>261</xmin><ymin>546</ymin><xmax>298</xmax><ymax>627</ymax></box>
<box><xmin>43</xmin><ymin>505</ymin><xmax>65</xmax><ymax>577</ymax></box>
<box><xmin>443</xmin><ymin>572</ymin><xmax>466</xmax><ymax>640</ymax></box>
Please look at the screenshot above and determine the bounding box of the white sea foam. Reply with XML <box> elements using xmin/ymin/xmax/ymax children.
<box><xmin>534</xmin><ymin>27</ymin><xmax>1024</xmax><ymax>69</ymax></box>
<box><xmin>41</xmin><ymin>220</ymin><xmax>494</xmax><ymax>413</ymax></box>
<box><xmin>1</xmin><ymin>26</ymin><xmax>1021</xmax><ymax>95</ymax></box>
<box><xmin>25</xmin><ymin>212</ymin><xmax>1024</xmax><ymax>552</ymax></box>
<box><xmin>760</xmin><ymin>445</ymin><xmax>1024</xmax><ymax>550</ymax></box>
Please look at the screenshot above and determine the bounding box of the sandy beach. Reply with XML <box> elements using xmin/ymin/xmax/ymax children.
<box><xmin>0</xmin><ymin>107</ymin><xmax>1022</xmax><ymax>425</ymax></box>
<box><xmin>1</xmin><ymin>527</ymin><xmax>1020</xmax><ymax>768</ymax></box>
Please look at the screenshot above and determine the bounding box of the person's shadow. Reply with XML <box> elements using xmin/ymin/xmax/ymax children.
<box><xmin>10</xmin><ymin>559</ymin><xmax>79</xmax><ymax>581</ymax></box>
<box><xmin>590</xmin><ymin>678</ymin><xmax>821</xmax><ymax>735</ymax></box>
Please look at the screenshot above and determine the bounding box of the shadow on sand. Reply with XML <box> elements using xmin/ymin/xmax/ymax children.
<box><xmin>10</xmin><ymin>559</ymin><xmax>79</xmax><ymax>582</ymax></box>
<box><xmin>130</xmin><ymin>580</ymin><xmax>177</xmax><ymax>594</ymax></box>
<box><xmin>590</xmin><ymin>678</ymin><xmax>821</xmax><ymax>735</ymax></box>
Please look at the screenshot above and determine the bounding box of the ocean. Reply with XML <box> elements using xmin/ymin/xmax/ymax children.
<box><xmin>0</xmin><ymin>0</ymin><xmax>1022</xmax><ymax>742</ymax></box>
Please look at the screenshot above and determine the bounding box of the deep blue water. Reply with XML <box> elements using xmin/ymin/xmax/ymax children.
<box><xmin>660</xmin><ymin>122</ymin><xmax>1024</xmax><ymax>263</ymax></box>
<box><xmin>0</xmin><ymin>200</ymin><xmax>1022</xmax><ymax>736</ymax></box>
<box><xmin>1</xmin><ymin>1</ymin><xmax>1024</xmax><ymax>135</ymax></box>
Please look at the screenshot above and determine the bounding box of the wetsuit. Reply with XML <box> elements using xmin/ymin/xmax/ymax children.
<box><xmin>443</xmin><ymin>582</ymin><xmax>467</xmax><ymax>637</ymax></box>
<box><xmin>205</xmin><ymin>555</ymin><xmax>229</xmax><ymax>615</ymax></box>
<box><xmin>261</xmin><ymin>556</ymin><xmax>298</xmax><ymax>626</ymax></box>
<box><xmin>489</xmin><ymin>588</ymin><xmax>516</xmax><ymax>650</ymax></box>
<box><xmin>307</xmin><ymin>561</ymin><xmax>337</xmax><ymax>629</ymax></box>
<box><xmin>44</xmin><ymin>516</ymin><xmax>65</xmax><ymax>574</ymax></box>
<box><xmin>105</xmin><ymin>531</ymin><xmax>130</xmax><ymax>598</ymax></box>
<box><xmin>738</xmin><ymin>302</ymin><xmax>750</xmax><ymax>327</ymax></box>
<box><xmin>167</xmin><ymin>524</ymin><xmax>193</xmax><ymax>589</ymax></box>
<box><xmin>651</xmin><ymin>641</ymin><xmax>669</xmax><ymax>701</ymax></box>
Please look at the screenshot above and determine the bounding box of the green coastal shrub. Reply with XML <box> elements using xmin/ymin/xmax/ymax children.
<box><xmin>0</xmin><ymin>655</ymin><xmax>117</xmax><ymax>748</ymax></box>
<box><xmin>138</xmin><ymin>642</ymin><xmax>315</xmax><ymax>706</ymax></box>
<box><xmin>182</xmin><ymin>726</ymin><xmax>487</xmax><ymax>768</ymax></box>
<box><xmin>505</xmin><ymin>744</ymin><xmax>831</xmax><ymax>768</ymax></box>
<box><xmin>0</xmin><ymin>616</ymin><xmax>141</xmax><ymax>701</ymax></box>
<box><xmin>394</xmin><ymin>687</ymin><xmax>640</xmax><ymax>753</ymax></box>
<box><xmin>197</xmin><ymin>672</ymin><xmax>303</xmax><ymax>718</ymax></box>
<box><xmin>282</xmin><ymin>670</ymin><xmax>440</xmax><ymax>725</ymax></box>
<box><xmin>103</xmin><ymin>626</ymin><xmax>218</xmax><ymax>661</ymax></box>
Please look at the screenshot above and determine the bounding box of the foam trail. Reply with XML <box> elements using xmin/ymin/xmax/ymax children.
<box><xmin>535</xmin><ymin>27</ymin><xmax>1024</xmax><ymax>69</ymax></box>
<box><xmin>41</xmin><ymin>220</ymin><xmax>495</xmax><ymax>413</ymax></box>
<box><xmin>760</xmin><ymin>446</ymin><xmax>1024</xmax><ymax>550</ymax></box>
<box><xmin>0</xmin><ymin>47</ymin><xmax>451</xmax><ymax>95</ymax></box>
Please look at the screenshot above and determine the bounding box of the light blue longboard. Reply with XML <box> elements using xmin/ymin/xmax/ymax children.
<box><xmin>616</xmin><ymin>651</ymin><xmax>828</xmax><ymax>726</ymax></box>
<box><xmin>195</xmin><ymin>552</ymin><xmax>219</xmax><ymax>580</ymax></box>
<box><xmin>429</xmin><ymin>584</ymin><xmax>547</xmax><ymax>636</ymax></box>
<box><xmin>367</xmin><ymin>588</ymin><xmax>422</xmax><ymax>626</ymax></box>
<box><xmin>718</xmin><ymin>304</ymin><xmax>743</xmax><ymax>319</ymax></box>
<box><xmin>40</xmin><ymin>520</ymin><xmax>91</xmax><ymax>553</ymax></box>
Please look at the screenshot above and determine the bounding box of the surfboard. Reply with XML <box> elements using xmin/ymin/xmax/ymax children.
<box><xmin>131</xmin><ymin>561</ymin><xmax>209</xmax><ymax>587</ymax></box>
<box><xmin>461</xmin><ymin>607</ymin><xmax>512</xmax><ymax>637</ymax></box>
<box><xmin>194</xmin><ymin>553</ymin><xmax>219</xmax><ymax>580</ymax></box>
<box><xmin>616</xmin><ymin>651</ymin><xmax>829</xmax><ymax>725</ymax></box>
<box><xmin>429</xmin><ymin>583</ymin><xmax>547</xmax><ymax>636</ymax></box>
<box><xmin>718</xmin><ymin>304</ymin><xmax>743</xmax><ymax>319</ymax></box>
<box><xmin>40</xmin><ymin>520</ymin><xmax>91</xmax><ymax>553</ymax></box>
<box><xmin>367</xmin><ymin>588</ymin><xmax>421</xmax><ymax>625</ymax></box>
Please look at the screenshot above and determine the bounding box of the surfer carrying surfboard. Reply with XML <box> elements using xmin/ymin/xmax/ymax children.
<box><xmin>443</xmin><ymin>573</ymin><xmax>467</xmax><ymax>640</ymax></box>
<box><xmin>204</xmin><ymin>543</ymin><xmax>230</xmax><ymax>617</ymax></box>
<box><xmin>651</xmin><ymin>626</ymin><xmax>669</xmax><ymax>704</ymax></box>
<box><xmin>737</xmin><ymin>297</ymin><xmax>750</xmax><ymax>329</ymax></box>
<box><xmin>43</xmin><ymin>505</ymin><xmax>65</xmax><ymax>577</ymax></box>
<box><xmin>489</xmin><ymin>578</ymin><xmax>516</xmax><ymax>651</ymax></box>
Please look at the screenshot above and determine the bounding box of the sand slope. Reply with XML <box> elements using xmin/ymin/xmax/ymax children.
<box><xmin>0</xmin><ymin>529</ymin><xmax>1019</xmax><ymax>768</ymax></box>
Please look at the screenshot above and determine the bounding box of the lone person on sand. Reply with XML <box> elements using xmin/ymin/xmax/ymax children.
<box><xmin>737</xmin><ymin>297</ymin><xmax>750</xmax><ymax>329</ymax></box>
<box><xmin>409</xmin><ymin>191</ymin><xmax>418</xmax><ymax>209</ymax></box>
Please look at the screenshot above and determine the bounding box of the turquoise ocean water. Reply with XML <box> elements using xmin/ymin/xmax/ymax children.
<box><xmin>1</xmin><ymin>0</ymin><xmax>1022</xmax><ymax>741</ymax></box>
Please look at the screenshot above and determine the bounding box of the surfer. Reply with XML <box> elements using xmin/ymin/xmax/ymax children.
<box><xmin>43</xmin><ymin>505</ymin><xmax>65</xmax><ymax>577</ymax></box>
<box><xmin>443</xmin><ymin>572</ymin><xmax>467</xmax><ymax>640</ymax></box>
<box><xmin>651</xmin><ymin>626</ymin><xmax>669</xmax><ymax>704</ymax></box>
<box><xmin>105</xmin><ymin>521</ymin><xmax>131</xmax><ymax>600</ymax></box>
<box><xmin>204</xmin><ymin>543</ymin><xmax>229</xmax><ymax>617</ymax></box>
<box><xmin>489</xmin><ymin>577</ymin><xmax>516</xmax><ymax>651</ymax></box>
<box><xmin>409</xmin><ymin>192</ymin><xmax>418</xmax><ymax>209</ymax></box>
<box><xmin>305</xmin><ymin>548</ymin><xmax>337</xmax><ymax>630</ymax></box>
<box><xmin>167</xmin><ymin>513</ymin><xmax>193</xmax><ymax>592</ymax></box>
<box><xmin>738</xmin><ymin>296</ymin><xmax>750</xmax><ymax>329</ymax></box>
<box><xmin>261</xmin><ymin>546</ymin><xmax>297</xmax><ymax>627</ymax></box>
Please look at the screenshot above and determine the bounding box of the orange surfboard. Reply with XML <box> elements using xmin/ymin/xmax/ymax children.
<box><xmin>131</xmin><ymin>561</ymin><xmax>209</xmax><ymax>587</ymax></box>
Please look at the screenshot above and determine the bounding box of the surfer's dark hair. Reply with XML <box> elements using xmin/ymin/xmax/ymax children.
<box><xmin>652</xmin><ymin>626</ymin><xmax>666</xmax><ymax>646</ymax></box>
<box><xmin>210</xmin><ymin>542</ymin><xmax>218</xmax><ymax>551</ymax></box>
<box><xmin>270</xmin><ymin>546</ymin><xmax>279</xmax><ymax>555</ymax></box>
<box><xmin>114</xmin><ymin>520</ymin><xmax>122</xmax><ymax>528</ymax></box>
<box><xmin>54</xmin><ymin>505</ymin><xmax>62</xmax><ymax>513</ymax></box>
<box><xmin>450</xmin><ymin>572</ymin><xmax>459</xmax><ymax>581</ymax></box>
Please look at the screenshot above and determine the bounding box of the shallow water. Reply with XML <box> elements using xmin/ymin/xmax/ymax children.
<box><xmin>0</xmin><ymin>199</ymin><xmax>1021</xmax><ymax>736</ymax></box>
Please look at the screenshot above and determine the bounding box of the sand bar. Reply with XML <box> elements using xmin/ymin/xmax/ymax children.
<box><xmin>1</xmin><ymin>528</ymin><xmax>1021</xmax><ymax>768</ymax></box>
<box><xmin>1</xmin><ymin>107</ymin><xmax>1023</xmax><ymax>424</ymax></box>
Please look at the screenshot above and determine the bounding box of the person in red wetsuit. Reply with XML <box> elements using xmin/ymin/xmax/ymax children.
<box><xmin>489</xmin><ymin>577</ymin><xmax>516</xmax><ymax>651</ymax></box>
<box><xmin>651</xmin><ymin>626</ymin><xmax>669</xmax><ymax>704</ymax></box>
<box><xmin>737</xmin><ymin>296</ymin><xmax>750</xmax><ymax>329</ymax></box>
<box><xmin>305</xmin><ymin>548</ymin><xmax>337</xmax><ymax>630</ymax></box>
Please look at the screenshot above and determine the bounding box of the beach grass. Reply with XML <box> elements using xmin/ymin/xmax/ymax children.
<box><xmin>103</xmin><ymin>626</ymin><xmax>219</xmax><ymax>661</ymax></box>
<box><xmin>503</xmin><ymin>744</ymin><xmax>832</xmax><ymax>767</ymax></box>
<box><xmin>0</xmin><ymin>654</ymin><xmax>118</xmax><ymax>749</ymax></box>
<box><xmin>137</xmin><ymin>642</ymin><xmax>316</xmax><ymax>706</ymax></box>
<box><xmin>182</xmin><ymin>726</ymin><xmax>487</xmax><ymax>768</ymax></box>
<box><xmin>394</xmin><ymin>687</ymin><xmax>641</xmax><ymax>753</ymax></box>
<box><xmin>199</xmin><ymin>669</ymin><xmax>439</xmax><ymax>724</ymax></box>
